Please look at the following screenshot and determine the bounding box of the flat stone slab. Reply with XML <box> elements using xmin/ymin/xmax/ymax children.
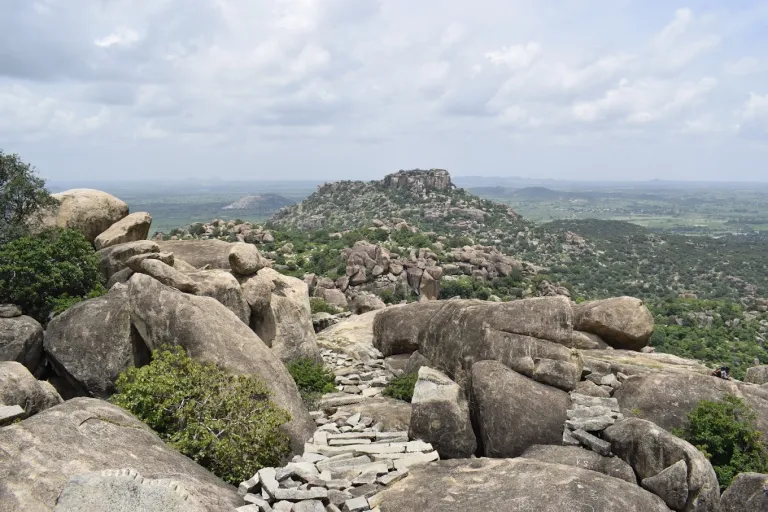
<box><xmin>0</xmin><ymin>404</ymin><xmax>25</xmax><ymax>425</ymax></box>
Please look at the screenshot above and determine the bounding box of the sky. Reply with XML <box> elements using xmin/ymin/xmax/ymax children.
<box><xmin>1</xmin><ymin>0</ymin><xmax>768</xmax><ymax>182</ymax></box>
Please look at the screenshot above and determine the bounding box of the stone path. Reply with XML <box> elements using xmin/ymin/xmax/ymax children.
<box><xmin>237</xmin><ymin>348</ymin><xmax>432</xmax><ymax>512</ymax></box>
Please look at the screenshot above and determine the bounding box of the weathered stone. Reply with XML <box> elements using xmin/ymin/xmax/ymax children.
<box><xmin>127</xmin><ymin>273</ymin><xmax>315</xmax><ymax>453</ymax></box>
<box><xmin>532</xmin><ymin>357</ymin><xmax>581</xmax><ymax>391</ymax></box>
<box><xmin>641</xmin><ymin>459</ymin><xmax>689</xmax><ymax>511</ymax></box>
<box><xmin>520</xmin><ymin>445</ymin><xmax>636</xmax><ymax>484</ymax></box>
<box><xmin>44</xmin><ymin>287</ymin><xmax>147</xmax><ymax>398</ymax></box>
<box><xmin>230</xmin><ymin>243</ymin><xmax>271</xmax><ymax>276</ymax></box>
<box><xmin>94</xmin><ymin>212</ymin><xmax>152</xmax><ymax>250</ymax></box>
<box><xmin>0</xmin><ymin>361</ymin><xmax>61</xmax><ymax>419</ymax></box>
<box><xmin>293</xmin><ymin>501</ymin><xmax>325</xmax><ymax>512</ymax></box>
<box><xmin>0</xmin><ymin>304</ymin><xmax>22</xmax><ymax>318</ymax></box>
<box><xmin>97</xmin><ymin>240</ymin><xmax>160</xmax><ymax>280</ymax></box>
<box><xmin>574</xmin><ymin>297</ymin><xmax>654</xmax><ymax>350</ymax></box>
<box><xmin>343</xmin><ymin>397</ymin><xmax>412</xmax><ymax>432</ymax></box>
<box><xmin>350</xmin><ymin>294</ymin><xmax>385</xmax><ymax>315</ymax></box>
<box><xmin>0</xmin><ymin>398</ymin><xmax>240</xmax><ymax>511</ymax></box>
<box><xmin>125</xmin><ymin>251</ymin><xmax>175</xmax><ymax>272</ymax></box>
<box><xmin>106</xmin><ymin>267</ymin><xmax>134</xmax><ymax>289</ymax></box>
<box><xmin>471</xmin><ymin>361</ymin><xmax>569</xmax><ymax>457</ymax></box>
<box><xmin>376</xmin><ymin>458</ymin><xmax>670</xmax><ymax>512</ymax></box>
<box><xmin>604</xmin><ymin>418</ymin><xmax>720</xmax><ymax>512</ymax></box>
<box><xmin>157</xmin><ymin>240</ymin><xmax>234</xmax><ymax>270</ymax></box>
<box><xmin>574</xmin><ymin>379</ymin><xmax>612</xmax><ymax>398</ymax></box>
<box><xmin>32</xmin><ymin>188</ymin><xmax>129</xmax><ymax>243</ymax></box>
<box><xmin>133</xmin><ymin>258</ymin><xmax>200</xmax><ymax>293</ymax></box>
<box><xmin>404</xmin><ymin>351</ymin><xmax>430</xmax><ymax>375</ymax></box>
<box><xmin>316</xmin><ymin>311</ymin><xmax>382</xmax><ymax>362</ymax></box>
<box><xmin>0</xmin><ymin>315</ymin><xmax>44</xmax><ymax>374</ymax></box>
<box><xmin>570</xmin><ymin>330</ymin><xmax>609</xmax><ymax>350</ymax></box>
<box><xmin>187</xmin><ymin>270</ymin><xmax>250</xmax><ymax>323</ymax></box>
<box><xmin>0</xmin><ymin>404</ymin><xmax>24</xmax><ymax>425</ymax></box>
<box><xmin>323</xmin><ymin>289</ymin><xmax>349</xmax><ymax>309</ymax></box>
<box><xmin>721</xmin><ymin>472</ymin><xmax>768</xmax><ymax>512</ymax></box>
<box><xmin>409</xmin><ymin>367</ymin><xmax>476</xmax><ymax>459</ymax></box>
<box><xmin>571</xmin><ymin>429</ymin><xmax>612</xmax><ymax>456</ymax></box>
<box><xmin>745</xmin><ymin>365</ymin><xmax>768</xmax><ymax>385</ymax></box>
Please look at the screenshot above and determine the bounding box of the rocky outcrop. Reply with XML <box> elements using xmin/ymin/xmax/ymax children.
<box><xmin>156</xmin><ymin>239</ymin><xmax>234</xmax><ymax>270</ymax></box>
<box><xmin>127</xmin><ymin>274</ymin><xmax>314</xmax><ymax>452</ymax></box>
<box><xmin>376</xmin><ymin>458</ymin><xmax>670</xmax><ymax>512</ymax></box>
<box><xmin>349</xmin><ymin>293</ymin><xmax>386</xmax><ymax>315</ymax></box>
<box><xmin>187</xmin><ymin>270</ymin><xmax>250</xmax><ymax>323</ymax></box>
<box><xmin>613</xmin><ymin>372</ymin><xmax>768</xmax><ymax>438</ymax></box>
<box><xmin>316</xmin><ymin>310</ymin><xmax>382</xmax><ymax>362</ymax></box>
<box><xmin>97</xmin><ymin>240</ymin><xmax>160</xmax><ymax>280</ymax></box>
<box><xmin>0</xmin><ymin>398</ymin><xmax>240</xmax><ymax>511</ymax></box>
<box><xmin>0</xmin><ymin>314</ymin><xmax>44</xmax><ymax>374</ymax></box>
<box><xmin>721</xmin><ymin>472</ymin><xmax>768</xmax><ymax>512</ymax></box>
<box><xmin>248</xmin><ymin>268</ymin><xmax>321</xmax><ymax>363</ymax></box>
<box><xmin>409</xmin><ymin>367</ymin><xmax>476</xmax><ymax>459</ymax></box>
<box><xmin>0</xmin><ymin>362</ymin><xmax>61</xmax><ymax>419</ymax></box>
<box><xmin>574</xmin><ymin>297</ymin><xmax>654</xmax><ymax>350</ymax></box>
<box><xmin>603</xmin><ymin>418</ymin><xmax>720</xmax><ymax>511</ymax></box>
<box><xmin>44</xmin><ymin>287</ymin><xmax>148</xmax><ymax>398</ymax></box>
<box><xmin>93</xmin><ymin>212</ymin><xmax>152</xmax><ymax>251</ymax></box>
<box><xmin>373</xmin><ymin>298</ymin><xmax>581</xmax><ymax>391</ymax></box>
<box><xmin>130</xmin><ymin>258</ymin><xmax>200</xmax><ymax>293</ymax></box>
<box><xmin>54</xmin><ymin>469</ymin><xmax>205</xmax><ymax>512</ymax></box>
<box><xmin>229</xmin><ymin>243</ymin><xmax>270</xmax><ymax>276</ymax></box>
<box><xmin>745</xmin><ymin>365</ymin><xmax>768</xmax><ymax>385</ymax></box>
<box><xmin>382</xmin><ymin>169</ymin><xmax>453</xmax><ymax>192</ymax></box>
<box><xmin>520</xmin><ymin>445</ymin><xmax>636</xmax><ymax>484</ymax></box>
<box><xmin>471</xmin><ymin>361</ymin><xmax>569</xmax><ymax>457</ymax></box>
<box><xmin>32</xmin><ymin>189</ymin><xmax>129</xmax><ymax>243</ymax></box>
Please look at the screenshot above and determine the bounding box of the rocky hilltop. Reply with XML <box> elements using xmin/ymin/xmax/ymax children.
<box><xmin>222</xmin><ymin>193</ymin><xmax>293</xmax><ymax>213</ymax></box>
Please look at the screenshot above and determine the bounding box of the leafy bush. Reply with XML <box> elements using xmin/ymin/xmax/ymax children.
<box><xmin>50</xmin><ymin>284</ymin><xmax>108</xmax><ymax>316</ymax></box>
<box><xmin>111</xmin><ymin>347</ymin><xmax>291</xmax><ymax>484</ymax></box>
<box><xmin>286</xmin><ymin>358</ymin><xmax>336</xmax><ymax>410</ymax></box>
<box><xmin>382</xmin><ymin>372</ymin><xmax>418</xmax><ymax>402</ymax></box>
<box><xmin>673</xmin><ymin>395</ymin><xmax>768</xmax><ymax>490</ymax></box>
<box><xmin>0</xmin><ymin>229</ymin><xmax>104</xmax><ymax>323</ymax></box>
<box><xmin>309</xmin><ymin>297</ymin><xmax>340</xmax><ymax>314</ymax></box>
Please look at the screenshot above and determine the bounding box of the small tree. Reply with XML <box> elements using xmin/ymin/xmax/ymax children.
<box><xmin>0</xmin><ymin>150</ymin><xmax>58</xmax><ymax>243</ymax></box>
<box><xmin>0</xmin><ymin>228</ymin><xmax>104</xmax><ymax>322</ymax></box>
<box><xmin>112</xmin><ymin>346</ymin><xmax>291</xmax><ymax>484</ymax></box>
<box><xmin>673</xmin><ymin>395</ymin><xmax>768</xmax><ymax>490</ymax></box>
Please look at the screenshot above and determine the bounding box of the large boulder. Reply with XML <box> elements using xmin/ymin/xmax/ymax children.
<box><xmin>248</xmin><ymin>268</ymin><xmax>321</xmax><ymax>363</ymax></box>
<box><xmin>603</xmin><ymin>418</ymin><xmax>720</xmax><ymax>511</ymax></box>
<box><xmin>32</xmin><ymin>189</ymin><xmax>129</xmax><ymax>243</ymax></box>
<box><xmin>0</xmin><ymin>315</ymin><xmax>44</xmax><ymax>374</ymax></box>
<box><xmin>520</xmin><ymin>445</ymin><xmax>636</xmax><ymax>484</ymax></box>
<box><xmin>228</xmin><ymin>243</ymin><xmax>270</xmax><ymax>276</ymax></box>
<box><xmin>614</xmin><ymin>372</ymin><xmax>768</xmax><ymax>439</ymax></box>
<box><xmin>0</xmin><ymin>398</ymin><xmax>240</xmax><ymax>511</ymax></box>
<box><xmin>376</xmin><ymin>458</ymin><xmax>670</xmax><ymax>512</ymax></box>
<box><xmin>374</xmin><ymin>298</ymin><xmax>582</xmax><ymax>391</ymax></box>
<box><xmin>316</xmin><ymin>310</ymin><xmax>382</xmax><ymax>362</ymax></box>
<box><xmin>574</xmin><ymin>297</ymin><xmax>654</xmax><ymax>350</ymax></box>
<box><xmin>156</xmin><ymin>240</ymin><xmax>234</xmax><ymax>270</ymax></box>
<box><xmin>721</xmin><ymin>472</ymin><xmax>768</xmax><ymax>512</ymax></box>
<box><xmin>187</xmin><ymin>270</ymin><xmax>250</xmax><ymax>323</ymax></box>
<box><xmin>93</xmin><ymin>212</ymin><xmax>152</xmax><ymax>251</ymax></box>
<box><xmin>97</xmin><ymin>240</ymin><xmax>159</xmax><ymax>280</ymax></box>
<box><xmin>745</xmin><ymin>365</ymin><xmax>768</xmax><ymax>385</ymax></box>
<box><xmin>127</xmin><ymin>274</ymin><xmax>314</xmax><ymax>452</ymax></box>
<box><xmin>131</xmin><ymin>258</ymin><xmax>199</xmax><ymax>293</ymax></box>
<box><xmin>349</xmin><ymin>293</ymin><xmax>385</xmax><ymax>315</ymax></box>
<box><xmin>471</xmin><ymin>360</ymin><xmax>569</xmax><ymax>457</ymax></box>
<box><xmin>344</xmin><ymin>397</ymin><xmax>412</xmax><ymax>431</ymax></box>
<box><xmin>409</xmin><ymin>367</ymin><xmax>476</xmax><ymax>459</ymax></box>
<box><xmin>0</xmin><ymin>361</ymin><xmax>61</xmax><ymax>418</ymax></box>
<box><xmin>43</xmin><ymin>287</ymin><xmax>148</xmax><ymax>398</ymax></box>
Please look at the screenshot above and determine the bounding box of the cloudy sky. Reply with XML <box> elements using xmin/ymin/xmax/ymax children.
<box><xmin>2</xmin><ymin>0</ymin><xmax>768</xmax><ymax>182</ymax></box>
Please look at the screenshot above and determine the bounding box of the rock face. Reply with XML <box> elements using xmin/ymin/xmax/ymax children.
<box><xmin>44</xmin><ymin>287</ymin><xmax>148</xmax><ymax>398</ymax></box>
<box><xmin>471</xmin><ymin>361</ymin><xmax>569</xmax><ymax>457</ymax></box>
<box><xmin>156</xmin><ymin>240</ymin><xmax>234</xmax><ymax>270</ymax></box>
<box><xmin>127</xmin><ymin>274</ymin><xmax>314</xmax><ymax>452</ymax></box>
<box><xmin>745</xmin><ymin>365</ymin><xmax>768</xmax><ymax>385</ymax></box>
<box><xmin>33</xmin><ymin>189</ymin><xmax>129</xmax><ymax>243</ymax></box>
<box><xmin>603</xmin><ymin>418</ymin><xmax>720</xmax><ymax>512</ymax></box>
<box><xmin>93</xmin><ymin>212</ymin><xmax>152</xmax><ymax>251</ymax></box>
<box><xmin>53</xmin><ymin>469</ymin><xmax>205</xmax><ymax>512</ymax></box>
<box><xmin>343</xmin><ymin>397</ymin><xmax>412</xmax><ymax>432</ymax></box>
<box><xmin>0</xmin><ymin>398</ymin><xmax>240</xmax><ymax>511</ymax></box>
<box><xmin>721</xmin><ymin>472</ymin><xmax>768</xmax><ymax>512</ymax></box>
<box><xmin>0</xmin><ymin>361</ymin><xmax>61</xmax><ymax>418</ymax></box>
<box><xmin>349</xmin><ymin>293</ymin><xmax>385</xmax><ymax>315</ymax></box>
<box><xmin>97</xmin><ymin>240</ymin><xmax>160</xmax><ymax>280</ymax></box>
<box><xmin>382</xmin><ymin>169</ymin><xmax>453</xmax><ymax>192</ymax></box>
<box><xmin>409</xmin><ymin>367</ymin><xmax>476</xmax><ymax>459</ymax></box>
<box><xmin>187</xmin><ymin>270</ymin><xmax>250</xmax><ymax>323</ymax></box>
<box><xmin>574</xmin><ymin>297</ymin><xmax>654</xmax><ymax>350</ymax></box>
<box><xmin>376</xmin><ymin>458</ymin><xmax>670</xmax><ymax>512</ymax></box>
<box><xmin>373</xmin><ymin>298</ymin><xmax>581</xmax><ymax>391</ymax></box>
<box><xmin>614</xmin><ymin>372</ymin><xmax>768</xmax><ymax>439</ymax></box>
<box><xmin>0</xmin><ymin>315</ymin><xmax>44</xmax><ymax>374</ymax></box>
<box><xmin>132</xmin><ymin>258</ymin><xmax>200</xmax><ymax>293</ymax></box>
<box><xmin>229</xmin><ymin>243</ymin><xmax>270</xmax><ymax>276</ymax></box>
<box><xmin>248</xmin><ymin>268</ymin><xmax>321</xmax><ymax>363</ymax></box>
<box><xmin>520</xmin><ymin>445</ymin><xmax>636</xmax><ymax>484</ymax></box>
<box><xmin>316</xmin><ymin>311</ymin><xmax>382</xmax><ymax>362</ymax></box>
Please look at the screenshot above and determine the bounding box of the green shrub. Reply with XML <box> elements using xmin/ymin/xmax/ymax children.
<box><xmin>0</xmin><ymin>228</ymin><xmax>104</xmax><ymax>323</ymax></box>
<box><xmin>111</xmin><ymin>346</ymin><xmax>291</xmax><ymax>484</ymax></box>
<box><xmin>286</xmin><ymin>358</ymin><xmax>336</xmax><ymax>410</ymax></box>
<box><xmin>673</xmin><ymin>395</ymin><xmax>768</xmax><ymax>490</ymax></box>
<box><xmin>50</xmin><ymin>284</ymin><xmax>108</xmax><ymax>316</ymax></box>
<box><xmin>383</xmin><ymin>372</ymin><xmax>418</xmax><ymax>402</ymax></box>
<box><xmin>309</xmin><ymin>297</ymin><xmax>340</xmax><ymax>314</ymax></box>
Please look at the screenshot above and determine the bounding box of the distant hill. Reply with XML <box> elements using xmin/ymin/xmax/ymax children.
<box><xmin>222</xmin><ymin>194</ymin><xmax>293</xmax><ymax>214</ymax></box>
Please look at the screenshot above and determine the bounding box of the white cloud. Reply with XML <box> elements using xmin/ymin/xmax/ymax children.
<box><xmin>485</xmin><ymin>42</ymin><xmax>541</xmax><ymax>70</ymax></box>
<box><xmin>742</xmin><ymin>93</ymin><xmax>768</xmax><ymax>119</ymax></box>
<box><xmin>726</xmin><ymin>57</ymin><xmax>761</xmax><ymax>76</ymax></box>
<box><xmin>94</xmin><ymin>27</ymin><xmax>141</xmax><ymax>48</ymax></box>
<box><xmin>651</xmin><ymin>8</ymin><xmax>720</xmax><ymax>69</ymax></box>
